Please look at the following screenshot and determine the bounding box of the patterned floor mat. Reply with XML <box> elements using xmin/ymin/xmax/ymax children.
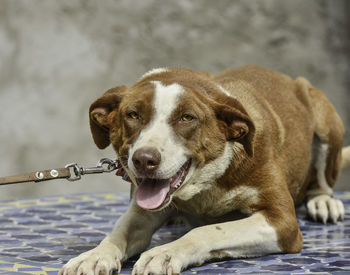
<box><xmin>0</xmin><ymin>192</ymin><xmax>350</xmax><ymax>274</ymax></box>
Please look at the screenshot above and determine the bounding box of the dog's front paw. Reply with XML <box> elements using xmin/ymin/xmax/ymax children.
<box><xmin>59</xmin><ymin>242</ymin><xmax>122</xmax><ymax>275</ymax></box>
<box><xmin>306</xmin><ymin>194</ymin><xmax>345</xmax><ymax>224</ymax></box>
<box><xmin>132</xmin><ymin>242</ymin><xmax>196</xmax><ymax>275</ymax></box>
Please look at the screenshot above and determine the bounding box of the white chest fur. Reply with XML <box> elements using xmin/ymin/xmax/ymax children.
<box><xmin>174</xmin><ymin>185</ymin><xmax>260</xmax><ymax>218</ymax></box>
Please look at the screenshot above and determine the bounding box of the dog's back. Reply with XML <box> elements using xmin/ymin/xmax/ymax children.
<box><xmin>214</xmin><ymin>66</ymin><xmax>344</xmax><ymax>205</ymax></box>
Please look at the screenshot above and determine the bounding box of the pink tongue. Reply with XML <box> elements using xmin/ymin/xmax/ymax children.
<box><xmin>135</xmin><ymin>179</ymin><xmax>170</xmax><ymax>210</ymax></box>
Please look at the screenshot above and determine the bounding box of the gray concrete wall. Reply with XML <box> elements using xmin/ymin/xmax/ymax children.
<box><xmin>0</xmin><ymin>0</ymin><xmax>349</xmax><ymax>200</ymax></box>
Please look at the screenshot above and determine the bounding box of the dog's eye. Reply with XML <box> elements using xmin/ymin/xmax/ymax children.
<box><xmin>127</xmin><ymin>111</ymin><xmax>140</xmax><ymax>120</ymax></box>
<box><xmin>181</xmin><ymin>114</ymin><xmax>194</xmax><ymax>122</ymax></box>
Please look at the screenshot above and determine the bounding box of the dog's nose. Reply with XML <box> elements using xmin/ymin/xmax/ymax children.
<box><xmin>132</xmin><ymin>147</ymin><xmax>161</xmax><ymax>173</ymax></box>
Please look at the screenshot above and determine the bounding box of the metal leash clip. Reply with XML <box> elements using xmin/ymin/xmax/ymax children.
<box><xmin>65</xmin><ymin>158</ymin><xmax>121</xmax><ymax>182</ymax></box>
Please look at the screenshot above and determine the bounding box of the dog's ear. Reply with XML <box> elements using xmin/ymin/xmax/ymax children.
<box><xmin>213</xmin><ymin>98</ymin><xmax>255</xmax><ymax>157</ymax></box>
<box><xmin>89</xmin><ymin>86</ymin><xmax>127</xmax><ymax>149</ymax></box>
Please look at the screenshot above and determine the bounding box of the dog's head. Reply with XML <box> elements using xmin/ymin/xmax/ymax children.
<box><xmin>89</xmin><ymin>68</ymin><xmax>255</xmax><ymax>210</ymax></box>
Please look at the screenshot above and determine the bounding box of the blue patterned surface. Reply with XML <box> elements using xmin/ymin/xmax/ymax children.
<box><xmin>0</xmin><ymin>192</ymin><xmax>350</xmax><ymax>274</ymax></box>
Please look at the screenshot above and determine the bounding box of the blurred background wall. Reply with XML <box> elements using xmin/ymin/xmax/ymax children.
<box><xmin>0</xmin><ymin>0</ymin><xmax>349</xmax><ymax>200</ymax></box>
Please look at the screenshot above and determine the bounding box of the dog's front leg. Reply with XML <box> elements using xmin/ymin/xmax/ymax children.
<box><xmin>133</xmin><ymin>212</ymin><xmax>284</xmax><ymax>274</ymax></box>
<box><xmin>59</xmin><ymin>199</ymin><xmax>172</xmax><ymax>275</ymax></box>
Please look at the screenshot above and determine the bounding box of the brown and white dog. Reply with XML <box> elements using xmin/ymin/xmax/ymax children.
<box><xmin>60</xmin><ymin>66</ymin><xmax>350</xmax><ymax>275</ymax></box>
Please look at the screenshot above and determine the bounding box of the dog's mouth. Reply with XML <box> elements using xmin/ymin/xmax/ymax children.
<box><xmin>135</xmin><ymin>159</ymin><xmax>192</xmax><ymax>210</ymax></box>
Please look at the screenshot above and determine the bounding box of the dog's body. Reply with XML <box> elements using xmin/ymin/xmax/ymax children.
<box><xmin>60</xmin><ymin>66</ymin><xmax>350</xmax><ymax>275</ymax></box>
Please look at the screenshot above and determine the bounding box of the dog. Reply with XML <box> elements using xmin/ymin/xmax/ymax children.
<box><xmin>60</xmin><ymin>65</ymin><xmax>350</xmax><ymax>275</ymax></box>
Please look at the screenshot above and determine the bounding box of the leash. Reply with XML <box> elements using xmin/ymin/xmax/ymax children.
<box><xmin>0</xmin><ymin>158</ymin><xmax>127</xmax><ymax>186</ymax></box>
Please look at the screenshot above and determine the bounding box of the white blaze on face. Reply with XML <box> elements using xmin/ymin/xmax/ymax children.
<box><xmin>140</xmin><ymin>68</ymin><xmax>169</xmax><ymax>79</ymax></box>
<box><xmin>128</xmin><ymin>81</ymin><xmax>188</xmax><ymax>179</ymax></box>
